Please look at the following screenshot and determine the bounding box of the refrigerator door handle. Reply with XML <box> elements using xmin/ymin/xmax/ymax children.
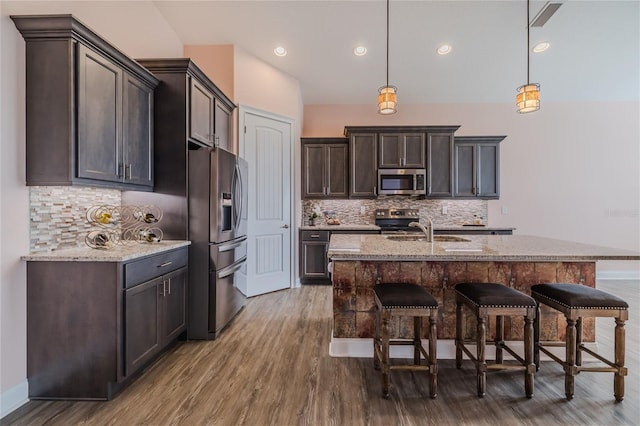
<box><xmin>217</xmin><ymin>256</ymin><xmax>247</xmax><ymax>279</ymax></box>
<box><xmin>218</xmin><ymin>235</ymin><xmax>248</xmax><ymax>252</ymax></box>
<box><xmin>232</xmin><ymin>163</ymin><xmax>243</xmax><ymax>231</ymax></box>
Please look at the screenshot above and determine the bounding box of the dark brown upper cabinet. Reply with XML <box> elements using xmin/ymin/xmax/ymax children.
<box><xmin>379</xmin><ymin>133</ymin><xmax>425</xmax><ymax>168</ymax></box>
<box><xmin>345</xmin><ymin>131</ymin><xmax>378</xmax><ymax>198</ymax></box>
<box><xmin>301</xmin><ymin>138</ymin><xmax>348</xmax><ymax>199</ymax></box>
<box><xmin>137</xmin><ymin>59</ymin><xmax>235</xmax><ymax>152</ymax></box>
<box><xmin>454</xmin><ymin>136</ymin><xmax>505</xmax><ymax>199</ymax></box>
<box><xmin>12</xmin><ymin>15</ymin><xmax>159</xmax><ymax>191</ymax></box>
<box><xmin>426</xmin><ymin>131</ymin><xmax>455</xmax><ymax>197</ymax></box>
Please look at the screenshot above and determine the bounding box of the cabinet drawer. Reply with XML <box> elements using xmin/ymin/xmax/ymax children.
<box><xmin>124</xmin><ymin>247</ymin><xmax>188</xmax><ymax>288</ymax></box>
<box><xmin>301</xmin><ymin>230</ymin><xmax>330</xmax><ymax>242</ymax></box>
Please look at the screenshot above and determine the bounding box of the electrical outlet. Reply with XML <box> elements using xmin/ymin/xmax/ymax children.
<box><xmin>442</xmin><ymin>206</ymin><xmax>448</xmax><ymax>215</ymax></box>
<box><xmin>360</xmin><ymin>206</ymin><xmax>366</xmax><ymax>215</ymax></box>
<box><xmin>501</xmin><ymin>206</ymin><xmax>509</xmax><ymax>215</ymax></box>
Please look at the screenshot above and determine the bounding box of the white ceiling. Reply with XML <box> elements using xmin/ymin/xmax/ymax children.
<box><xmin>151</xmin><ymin>1</ymin><xmax>639</xmax><ymax>105</ymax></box>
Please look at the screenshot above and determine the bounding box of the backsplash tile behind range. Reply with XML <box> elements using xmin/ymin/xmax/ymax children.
<box><xmin>30</xmin><ymin>186</ymin><xmax>121</xmax><ymax>253</ymax></box>
<box><xmin>303</xmin><ymin>198</ymin><xmax>487</xmax><ymax>227</ymax></box>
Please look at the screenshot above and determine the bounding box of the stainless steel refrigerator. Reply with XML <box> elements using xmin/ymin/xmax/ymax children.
<box><xmin>188</xmin><ymin>148</ymin><xmax>247</xmax><ymax>339</ymax></box>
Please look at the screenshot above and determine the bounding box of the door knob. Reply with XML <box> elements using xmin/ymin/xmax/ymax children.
<box><xmin>281</xmin><ymin>224</ymin><xmax>289</xmax><ymax>229</ymax></box>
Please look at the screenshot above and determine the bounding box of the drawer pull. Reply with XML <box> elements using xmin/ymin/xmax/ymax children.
<box><xmin>158</xmin><ymin>261</ymin><xmax>173</xmax><ymax>268</ymax></box>
<box><xmin>310</xmin><ymin>234</ymin><xmax>320</xmax><ymax>238</ymax></box>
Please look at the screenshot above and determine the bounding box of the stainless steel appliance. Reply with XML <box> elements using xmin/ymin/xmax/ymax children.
<box><xmin>375</xmin><ymin>208</ymin><xmax>422</xmax><ymax>233</ymax></box>
<box><xmin>377</xmin><ymin>168</ymin><xmax>426</xmax><ymax>196</ymax></box>
<box><xmin>188</xmin><ymin>148</ymin><xmax>247</xmax><ymax>339</ymax></box>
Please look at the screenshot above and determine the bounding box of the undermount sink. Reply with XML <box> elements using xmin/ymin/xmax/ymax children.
<box><xmin>385</xmin><ymin>235</ymin><xmax>470</xmax><ymax>243</ymax></box>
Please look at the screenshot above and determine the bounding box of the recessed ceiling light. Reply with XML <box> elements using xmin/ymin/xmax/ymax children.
<box><xmin>532</xmin><ymin>41</ymin><xmax>550</xmax><ymax>53</ymax></box>
<box><xmin>274</xmin><ymin>46</ymin><xmax>287</xmax><ymax>57</ymax></box>
<box><xmin>353</xmin><ymin>46</ymin><xmax>367</xmax><ymax>56</ymax></box>
<box><xmin>436</xmin><ymin>44</ymin><xmax>452</xmax><ymax>55</ymax></box>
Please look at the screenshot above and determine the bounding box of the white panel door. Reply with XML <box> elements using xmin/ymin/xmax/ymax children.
<box><xmin>242</xmin><ymin>110</ymin><xmax>292</xmax><ymax>296</ymax></box>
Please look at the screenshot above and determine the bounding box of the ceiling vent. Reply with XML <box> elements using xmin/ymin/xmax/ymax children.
<box><xmin>531</xmin><ymin>1</ymin><xmax>564</xmax><ymax>27</ymax></box>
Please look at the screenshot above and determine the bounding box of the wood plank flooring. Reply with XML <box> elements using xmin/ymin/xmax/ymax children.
<box><xmin>3</xmin><ymin>280</ymin><xmax>638</xmax><ymax>425</ymax></box>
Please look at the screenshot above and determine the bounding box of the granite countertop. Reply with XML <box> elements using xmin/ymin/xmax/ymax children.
<box><xmin>299</xmin><ymin>224</ymin><xmax>381</xmax><ymax>231</ymax></box>
<box><xmin>327</xmin><ymin>234</ymin><xmax>640</xmax><ymax>262</ymax></box>
<box><xmin>299</xmin><ymin>224</ymin><xmax>515</xmax><ymax>232</ymax></box>
<box><xmin>22</xmin><ymin>240</ymin><xmax>191</xmax><ymax>262</ymax></box>
<box><xmin>435</xmin><ymin>226</ymin><xmax>516</xmax><ymax>232</ymax></box>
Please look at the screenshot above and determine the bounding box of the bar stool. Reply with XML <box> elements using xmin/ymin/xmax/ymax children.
<box><xmin>531</xmin><ymin>283</ymin><xmax>629</xmax><ymax>401</ymax></box>
<box><xmin>455</xmin><ymin>282</ymin><xmax>537</xmax><ymax>398</ymax></box>
<box><xmin>373</xmin><ymin>283</ymin><xmax>439</xmax><ymax>399</ymax></box>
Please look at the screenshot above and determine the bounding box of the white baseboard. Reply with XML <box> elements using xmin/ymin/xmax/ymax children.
<box><xmin>0</xmin><ymin>380</ymin><xmax>28</xmax><ymax>420</ymax></box>
<box><xmin>329</xmin><ymin>337</ymin><xmax>598</xmax><ymax>362</ymax></box>
<box><xmin>597</xmin><ymin>270</ymin><xmax>640</xmax><ymax>280</ymax></box>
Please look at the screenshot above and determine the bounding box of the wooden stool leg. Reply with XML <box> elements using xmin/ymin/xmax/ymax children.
<box><xmin>373</xmin><ymin>306</ymin><xmax>381</xmax><ymax>370</ymax></box>
<box><xmin>381</xmin><ymin>310</ymin><xmax>391</xmax><ymax>399</ymax></box>
<box><xmin>576</xmin><ymin>317</ymin><xmax>583</xmax><ymax>367</ymax></box>
<box><xmin>565</xmin><ymin>318</ymin><xmax>577</xmax><ymax>400</ymax></box>
<box><xmin>495</xmin><ymin>315</ymin><xmax>504</xmax><ymax>364</ymax></box>
<box><xmin>477</xmin><ymin>315</ymin><xmax>487</xmax><ymax>398</ymax></box>
<box><xmin>455</xmin><ymin>301</ymin><xmax>463</xmax><ymax>369</ymax></box>
<box><xmin>429</xmin><ymin>314</ymin><xmax>438</xmax><ymax>399</ymax></box>
<box><xmin>413</xmin><ymin>316</ymin><xmax>421</xmax><ymax>365</ymax></box>
<box><xmin>614</xmin><ymin>317</ymin><xmax>626</xmax><ymax>402</ymax></box>
<box><xmin>534</xmin><ymin>305</ymin><xmax>540</xmax><ymax>370</ymax></box>
<box><xmin>524</xmin><ymin>315</ymin><xmax>535</xmax><ymax>398</ymax></box>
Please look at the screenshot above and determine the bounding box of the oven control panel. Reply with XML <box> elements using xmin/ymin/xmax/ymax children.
<box><xmin>374</xmin><ymin>208</ymin><xmax>419</xmax><ymax>219</ymax></box>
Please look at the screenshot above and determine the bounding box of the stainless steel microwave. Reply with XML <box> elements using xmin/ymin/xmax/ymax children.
<box><xmin>377</xmin><ymin>168</ymin><xmax>426</xmax><ymax>196</ymax></box>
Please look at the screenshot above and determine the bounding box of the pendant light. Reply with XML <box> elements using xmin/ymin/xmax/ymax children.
<box><xmin>516</xmin><ymin>0</ymin><xmax>540</xmax><ymax>113</ymax></box>
<box><xmin>378</xmin><ymin>0</ymin><xmax>397</xmax><ymax>114</ymax></box>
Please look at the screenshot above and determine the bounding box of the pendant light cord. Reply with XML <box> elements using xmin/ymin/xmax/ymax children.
<box><xmin>526</xmin><ymin>0</ymin><xmax>530</xmax><ymax>84</ymax></box>
<box><xmin>386</xmin><ymin>0</ymin><xmax>390</xmax><ymax>87</ymax></box>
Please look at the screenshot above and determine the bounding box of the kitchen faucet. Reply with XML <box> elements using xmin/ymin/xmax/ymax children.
<box><xmin>409</xmin><ymin>217</ymin><xmax>434</xmax><ymax>242</ymax></box>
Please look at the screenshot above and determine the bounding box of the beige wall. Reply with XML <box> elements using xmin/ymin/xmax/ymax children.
<box><xmin>183</xmin><ymin>45</ymin><xmax>235</xmax><ymax>100</ymax></box>
<box><xmin>303</xmin><ymin>102</ymin><xmax>640</xmax><ymax>274</ymax></box>
<box><xmin>1</xmin><ymin>7</ymin><xmax>30</xmax><ymax>414</ymax></box>
<box><xmin>0</xmin><ymin>1</ymin><xmax>184</xmax><ymax>414</ymax></box>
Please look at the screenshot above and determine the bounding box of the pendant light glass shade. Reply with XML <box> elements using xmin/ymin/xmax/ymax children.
<box><xmin>516</xmin><ymin>83</ymin><xmax>540</xmax><ymax>113</ymax></box>
<box><xmin>516</xmin><ymin>0</ymin><xmax>540</xmax><ymax>113</ymax></box>
<box><xmin>378</xmin><ymin>85</ymin><xmax>397</xmax><ymax>114</ymax></box>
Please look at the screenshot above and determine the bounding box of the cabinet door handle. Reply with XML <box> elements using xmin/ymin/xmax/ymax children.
<box><xmin>118</xmin><ymin>163</ymin><xmax>124</xmax><ymax>178</ymax></box>
<box><xmin>167</xmin><ymin>278</ymin><xmax>171</xmax><ymax>295</ymax></box>
<box><xmin>161</xmin><ymin>279</ymin><xmax>166</xmax><ymax>296</ymax></box>
<box><xmin>125</xmin><ymin>164</ymin><xmax>132</xmax><ymax>180</ymax></box>
<box><xmin>158</xmin><ymin>261</ymin><xmax>173</xmax><ymax>268</ymax></box>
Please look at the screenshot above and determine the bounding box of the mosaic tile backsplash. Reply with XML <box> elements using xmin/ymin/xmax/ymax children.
<box><xmin>30</xmin><ymin>186</ymin><xmax>121</xmax><ymax>252</ymax></box>
<box><xmin>303</xmin><ymin>197</ymin><xmax>488</xmax><ymax>227</ymax></box>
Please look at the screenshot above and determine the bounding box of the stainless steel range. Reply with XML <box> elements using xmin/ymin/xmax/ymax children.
<box><xmin>374</xmin><ymin>208</ymin><xmax>422</xmax><ymax>233</ymax></box>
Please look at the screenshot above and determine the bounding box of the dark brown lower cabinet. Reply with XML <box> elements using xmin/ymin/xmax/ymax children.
<box><xmin>299</xmin><ymin>229</ymin><xmax>380</xmax><ymax>284</ymax></box>
<box><xmin>26</xmin><ymin>246</ymin><xmax>187</xmax><ymax>400</ymax></box>
<box><xmin>124</xmin><ymin>266</ymin><xmax>187</xmax><ymax>376</ymax></box>
<box><xmin>300</xmin><ymin>230</ymin><xmax>330</xmax><ymax>283</ymax></box>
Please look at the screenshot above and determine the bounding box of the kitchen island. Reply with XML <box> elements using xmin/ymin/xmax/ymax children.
<box><xmin>327</xmin><ymin>234</ymin><xmax>639</xmax><ymax>356</ymax></box>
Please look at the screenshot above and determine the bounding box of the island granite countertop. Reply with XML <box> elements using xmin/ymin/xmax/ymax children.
<box><xmin>22</xmin><ymin>240</ymin><xmax>191</xmax><ymax>262</ymax></box>
<box><xmin>299</xmin><ymin>224</ymin><xmax>515</xmax><ymax>232</ymax></box>
<box><xmin>327</xmin><ymin>234</ymin><xmax>640</xmax><ymax>262</ymax></box>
